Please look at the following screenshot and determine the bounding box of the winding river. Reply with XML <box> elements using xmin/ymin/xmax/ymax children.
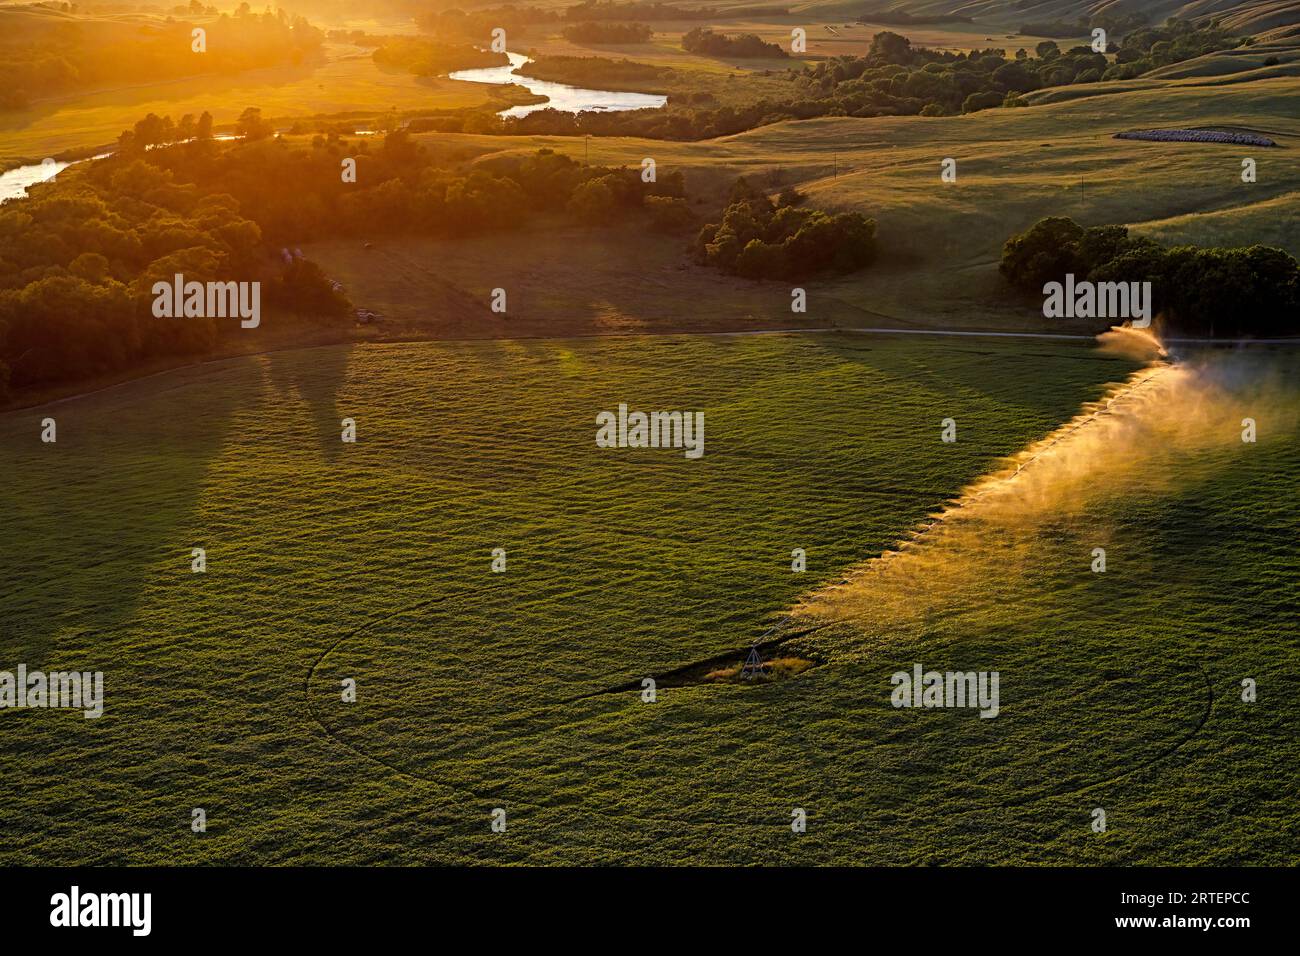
<box><xmin>1</xmin><ymin>53</ymin><xmax>665</xmax><ymax>202</ymax></box>
<box><xmin>0</xmin><ymin>136</ymin><xmax>239</xmax><ymax>203</ymax></box>
<box><xmin>0</xmin><ymin>156</ymin><xmax>107</xmax><ymax>203</ymax></box>
<box><xmin>449</xmin><ymin>51</ymin><xmax>667</xmax><ymax>119</ymax></box>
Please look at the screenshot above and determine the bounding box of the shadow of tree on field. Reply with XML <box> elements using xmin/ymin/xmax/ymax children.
<box><xmin>0</xmin><ymin>357</ymin><xmax>255</xmax><ymax>667</ymax></box>
<box><xmin>261</xmin><ymin>344</ymin><xmax>354</xmax><ymax>462</ymax></box>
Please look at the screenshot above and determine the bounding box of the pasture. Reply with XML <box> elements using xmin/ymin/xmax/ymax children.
<box><xmin>1</xmin><ymin>0</ymin><xmax>1297</xmax><ymax>870</ymax></box>
<box><xmin>363</xmin><ymin>73</ymin><xmax>1300</xmax><ymax>335</ymax></box>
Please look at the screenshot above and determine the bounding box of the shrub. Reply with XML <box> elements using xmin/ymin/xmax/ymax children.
<box><xmin>645</xmin><ymin>195</ymin><xmax>694</xmax><ymax>232</ymax></box>
<box><xmin>962</xmin><ymin>90</ymin><xmax>1004</xmax><ymax>113</ymax></box>
<box><xmin>696</xmin><ymin>178</ymin><xmax>876</xmax><ymax>280</ymax></box>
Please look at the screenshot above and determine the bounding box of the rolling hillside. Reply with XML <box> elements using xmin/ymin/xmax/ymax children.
<box><xmin>826</xmin><ymin>0</ymin><xmax>1300</xmax><ymax>39</ymax></box>
<box><xmin>371</xmin><ymin>68</ymin><xmax>1299</xmax><ymax>334</ymax></box>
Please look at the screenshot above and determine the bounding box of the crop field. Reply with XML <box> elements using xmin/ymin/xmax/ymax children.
<box><xmin>1</xmin><ymin>0</ymin><xmax>1298</xmax><ymax>906</ymax></box>
<box><xmin>1</xmin><ymin>332</ymin><xmax>1293</xmax><ymax>864</ymax></box>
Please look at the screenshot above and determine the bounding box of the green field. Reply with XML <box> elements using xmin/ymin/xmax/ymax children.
<box><xmin>2</xmin><ymin>0</ymin><xmax>1298</xmax><ymax>870</ymax></box>
<box><xmin>1</xmin><ymin>332</ymin><xmax>1295</xmax><ymax>864</ymax></box>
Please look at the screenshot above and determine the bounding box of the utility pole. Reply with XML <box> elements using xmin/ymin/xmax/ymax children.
<box><xmin>585</xmin><ymin>134</ymin><xmax>590</xmax><ymax>167</ymax></box>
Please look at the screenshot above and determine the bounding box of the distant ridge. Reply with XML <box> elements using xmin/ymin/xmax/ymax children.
<box><xmin>845</xmin><ymin>1</ymin><xmax>1300</xmax><ymax>42</ymax></box>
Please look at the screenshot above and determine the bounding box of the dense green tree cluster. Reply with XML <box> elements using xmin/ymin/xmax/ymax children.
<box><xmin>0</xmin><ymin>129</ymin><xmax>685</xmax><ymax>393</ymax></box>
<box><xmin>795</xmin><ymin>32</ymin><xmax>1109</xmax><ymax>116</ymax></box>
<box><xmin>138</xmin><ymin>130</ymin><xmax>683</xmax><ymax>241</ymax></box>
<box><xmin>1001</xmin><ymin>217</ymin><xmax>1299</xmax><ymax>337</ymax></box>
<box><xmin>738</xmin><ymin>19</ymin><xmax>1238</xmax><ymax>119</ymax></box>
<box><xmin>694</xmin><ymin>179</ymin><xmax>876</xmax><ymax>281</ymax></box>
<box><xmin>0</xmin><ymin>158</ymin><xmax>270</xmax><ymax>390</ymax></box>
<box><xmin>1017</xmin><ymin>11</ymin><xmax>1148</xmax><ymax>39</ymax></box>
<box><xmin>682</xmin><ymin>27</ymin><xmax>788</xmax><ymax>59</ymax></box>
<box><xmin>334</xmin><ymin>139</ymin><xmax>683</xmax><ymax>236</ymax></box>
<box><xmin>562</xmin><ymin>21</ymin><xmax>654</xmax><ymax>44</ymax></box>
<box><xmin>1101</xmin><ymin>18</ymin><xmax>1245</xmax><ymax>80</ymax></box>
<box><xmin>644</xmin><ymin>195</ymin><xmax>694</xmax><ymax>232</ymax></box>
<box><xmin>515</xmin><ymin>55</ymin><xmax>672</xmax><ymax>89</ymax></box>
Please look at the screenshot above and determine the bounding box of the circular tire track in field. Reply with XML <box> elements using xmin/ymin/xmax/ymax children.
<box><xmin>304</xmin><ymin>602</ymin><xmax>1217</xmax><ymax>845</ymax></box>
<box><xmin>301</xmin><ymin>361</ymin><xmax>1218</xmax><ymax>845</ymax></box>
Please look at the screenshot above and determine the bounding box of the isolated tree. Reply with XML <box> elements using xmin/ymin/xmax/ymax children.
<box><xmin>869</xmin><ymin>31</ymin><xmax>914</xmax><ymax>65</ymax></box>
<box><xmin>236</xmin><ymin>107</ymin><xmax>272</xmax><ymax>140</ymax></box>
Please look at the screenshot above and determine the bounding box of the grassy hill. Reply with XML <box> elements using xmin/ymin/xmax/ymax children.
<box><xmin>333</xmin><ymin>69</ymin><xmax>1297</xmax><ymax>335</ymax></box>
<box><xmin>832</xmin><ymin>0</ymin><xmax>1300</xmax><ymax>39</ymax></box>
<box><xmin>0</xmin><ymin>3</ymin><xmax>496</xmax><ymax>168</ymax></box>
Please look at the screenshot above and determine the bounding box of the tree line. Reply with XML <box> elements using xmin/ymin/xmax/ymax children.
<box><xmin>371</xmin><ymin>38</ymin><xmax>507</xmax><ymax>77</ymax></box>
<box><xmin>1001</xmin><ymin>217</ymin><xmax>1298</xmax><ymax>337</ymax></box>
<box><xmin>562</xmin><ymin>22</ymin><xmax>654</xmax><ymax>44</ymax></box>
<box><xmin>566</xmin><ymin>2</ymin><xmax>781</xmax><ymax>21</ymax></box>
<box><xmin>682</xmin><ymin>28</ymin><xmax>788</xmax><ymax>59</ymax></box>
<box><xmin>514</xmin><ymin>55</ymin><xmax>672</xmax><ymax>89</ymax></box>
<box><xmin>795</xmin><ymin>20</ymin><xmax>1242</xmax><ymax>116</ymax></box>
<box><xmin>0</xmin><ymin>126</ymin><xmax>685</xmax><ymax>395</ymax></box>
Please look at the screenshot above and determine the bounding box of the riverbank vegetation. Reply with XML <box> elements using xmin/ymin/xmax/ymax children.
<box><xmin>371</xmin><ymin>37</ymin><xmax>508</xmax><ymax>77</ymax></box>
<box><xmin>0</xmin><ymin>127</ymin><xmax>685</xmax><ymax>395</ymax></box>
<box><xmin>515</xmin><ymin>55</ymin><xmax>673</xmax><ymax>90</ymax></box>
<box><xmin>0</xmin><ymin>154</ymin><xmax>347</xmax><ymax>392</ymax></box>
<box><xmin>397</xmin><ymin>18</ymin><xmax>1245</xmax><ymax>142</ymax></box>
